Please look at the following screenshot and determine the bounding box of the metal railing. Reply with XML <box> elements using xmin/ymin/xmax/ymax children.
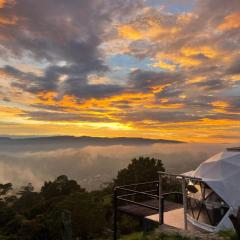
<box><xmin>113</xmin><ymin>180</ymin><xmax>184</xmax><ymax>240</ymax></box>
<box><xmin>114</xmin><ymin>181</ymin><xmax>159</xmax><ymax>210</ymax></box>
<box><xmin>112</xmin><ymin>171</ymin><xmax>207</xmax><ymax>239</ymax></box>
<box><xmin>113</xmin><ymin>181</ymin><xmax>160</xmax><ymax>240</ymax></box>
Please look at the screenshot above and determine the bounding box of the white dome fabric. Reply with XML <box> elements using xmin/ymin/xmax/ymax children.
<box><xmin>191</xmin><ymin>151</ymin><xmax>240</xmax><ymax>210</ymax></box>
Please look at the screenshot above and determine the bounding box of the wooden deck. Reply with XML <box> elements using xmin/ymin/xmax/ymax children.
<box><xmin>146</xmin><ymin>208</ymin><xmax>185</xmax><ymax>229</ymax></box>
<box><xmin>145</xmin><ymin>208</ymin><xmax>207</xmax><ymax>232</ymax></box>
<box><xmin>117</xmin><ymin>200</ymin><xmax>198</xmax><ymax>231</ymax></box>
<box><xmin>117</xmin><ymin>199</ymin><xmax>182</xmax><ymax>219</ymax></box>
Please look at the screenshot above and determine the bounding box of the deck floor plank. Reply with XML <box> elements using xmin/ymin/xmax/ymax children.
<box><xmin>145</xmin><ymin>208</ymin><xmax>184</xmax><ymax>229</ymax></box>
<box><xmin>117</xmin><ymin>200</ymin><xmax>182</xmax><ymax>218</ymax></box>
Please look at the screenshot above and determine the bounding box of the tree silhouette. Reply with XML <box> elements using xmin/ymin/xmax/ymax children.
<box><xmin>114</xmin><ymin>156</ymin><xmax>165</xmax><ymax>186</ymax></box>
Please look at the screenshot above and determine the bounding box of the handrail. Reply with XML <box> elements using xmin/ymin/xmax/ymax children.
<box><xmin>116</xmin><ymin>187</ymin><xmax>158</xmax><ymax>199</ymax></box>
<box><xmin>119</xmin><ymin>189</ymin><xmax>158</xmax><ymax>198</ymax></box>
<box><xmin>116</xmin><ymin>181</ymin><xmax>158</xmax><ymax>189</ymax></box>
<box><xmin>113</xmin><ymin>179</ymin><xmax>184</xmax><ymax>240</ymax></box>
<box><xmin>114</xmin><ymin>182</ymin><xmax>160</xmax><ymax>217</ymax></box>
<box><xmin>117</xmin><ymin>197</ymin><xmax>159</xmax><ymax>211</ymax></box>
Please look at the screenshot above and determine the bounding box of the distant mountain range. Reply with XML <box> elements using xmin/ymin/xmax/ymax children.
<box><xmin>0</xmin><ymin>136</ymin><xmax>183</xmax><ymax>151</ymax></box>
<box><xmin>0</xmin><ymin>135</ymin><xmax>183</xmax><ymax>144</ymax></box>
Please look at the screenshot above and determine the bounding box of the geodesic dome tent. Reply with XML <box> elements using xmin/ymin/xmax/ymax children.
<box><xmin>185</xmin><ymin>148</ymin><xmax>240</xmax><ymax>232</ymax></box>
<box><xmin>193</xmin><ymin>148</ymin><xmax>240</xmax><ymax>210</ymax></box>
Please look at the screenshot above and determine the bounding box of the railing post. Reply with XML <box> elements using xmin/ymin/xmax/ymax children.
<box><xmin>113</xmin><ymin>188</ymin><xmax>117</xmax><ymax>240</ymax></box>
<box><xmin>158</xmin><ymin>173</ymin><xmax>163</xmax><ymax>224</ymax></box>
<box><xmin>161</xmin><ymin>196</ymin><xmax>164</xmax><ymax>224</ymax></box>
<box><xmin>181</xmin><ymin>177</ymin><xmax>188</xmax><ymax>230</ymax></box>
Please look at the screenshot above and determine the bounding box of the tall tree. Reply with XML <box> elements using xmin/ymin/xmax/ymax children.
<box><xmin>114</xmin><ymin>156</ymin><xmax>165</xmax><ymax>186</ymax></box>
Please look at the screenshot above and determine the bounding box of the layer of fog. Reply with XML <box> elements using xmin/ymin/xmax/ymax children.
<box><xmin>0</xmin><ymin>143</ymin><xmax>233</xmax><ymax>191</ymax></box>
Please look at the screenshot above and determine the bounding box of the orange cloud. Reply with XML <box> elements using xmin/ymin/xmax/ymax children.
<box><xmin>155</xmin><ymin>52</ymin><xmax>201</xmax><ymax>68</ymax></box>
<box><xmin>226</xmin><ymin>74</ymin><xmax>240</xmax><ymax>81</ymax></box>
<box><xmin>211</xmin><ymin>101</ymin><xmax>229</xmax><ymax>113</ymax></box>
<box><xmin>0</xmin><ymin>105</ymin><xmax>23</xmax><ymax>120</ymax></box>
<box><xmin>34</xmin><ymin>90</ymin><xmax>186</xmax><ymax>114</ymax></box>
<box><xmin>218</xmin><ymin>12</ymin><xmax>240</xmax><ymax>31</ymax></box>
<box><xmin>118</xmin><ymin>19</ymin><xmax>179</xmax><ymax>41</ymax></box>
<box><xmin>0</xmin><ymin>0</ymin><xmax>15</xmax><ymax>8</ymax></box>
<box><xmin>154</xmin><ymin>44</ymin><xmax>224</xmax><ymax>70</ymax></box>
<box><xmin>181</xmin><ymin>46</ymin><xmax>218</xmax><ymax>59</ymax></box>
<box><xmin>35</xmin><ymin>91</ymin><xmax>154</xmax><ymax>111</ymax></box>
<box><xmin>187</xmin><ymin>76</ymin><xmax>206</xmax><ymax>84</ymax></box>
<box><xmin>152</xmin><ymin>60</ymin><xmax>176</xmax><ymax>71</ymax></box>
<box><xmin>212</xmin><ymin>101</ymin><xmax>229</xmax><ymax>108</ymax></box>
<box><xmin>118</xmin><ymin>25</ymin><xmax>142</xmax><ymax>40</ymax></box>
<box><xmin>0</xmin><ymin>16</ymin><xmax>18</xmax><ymax>25</ymax></box>
<box><xmin>0</xmin><ymin>0</ymin><xmax>7</xmax><ymax>8</ymax></box>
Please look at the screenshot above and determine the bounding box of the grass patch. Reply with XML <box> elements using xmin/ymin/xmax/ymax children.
<box><xmin>120</xmin><ymin>232</ymin><xmax>144</xmax><ymax>240</ymax></box>
<box><xmin>218</xmin><ymin>230</ymin><xmax>238</xmax><ymax>240</ymax></box>
<box><xmin>120</xmin><ymin>232</ymin><xmax>194</xmax><ymax>240</ymax></box>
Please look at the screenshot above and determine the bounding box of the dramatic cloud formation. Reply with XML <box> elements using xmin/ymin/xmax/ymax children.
<box><xmin>0</xmin><ymin>0</ymin><xmax>239</xmax><ymax>143</ymax></box>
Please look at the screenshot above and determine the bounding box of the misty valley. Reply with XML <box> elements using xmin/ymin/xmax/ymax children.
<box><xmin>0</xmin><ymin>136</ymin><xmax>231</xmax><ymax>191</ymax></box>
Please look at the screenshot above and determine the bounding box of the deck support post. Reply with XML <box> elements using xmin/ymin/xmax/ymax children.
<box><xmin>181</xmin><ymin>177</ymin><xmax>188</xmax><ymax>230</ymax></box>
<box><xmin>158</xmin><ymin>173</ymin><xmax>163</xmax><ymax>224</ymax></box>
<box><xmin>113</xmin><ymin>188</ymin><xmax>117</xmax><ymax>240</ymax></box>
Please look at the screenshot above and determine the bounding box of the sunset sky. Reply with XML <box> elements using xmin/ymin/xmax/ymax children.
<box><xmin>0</xmin><ymin>0</ymin><xmax>239</xmax><ymax>143</ymax></box>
